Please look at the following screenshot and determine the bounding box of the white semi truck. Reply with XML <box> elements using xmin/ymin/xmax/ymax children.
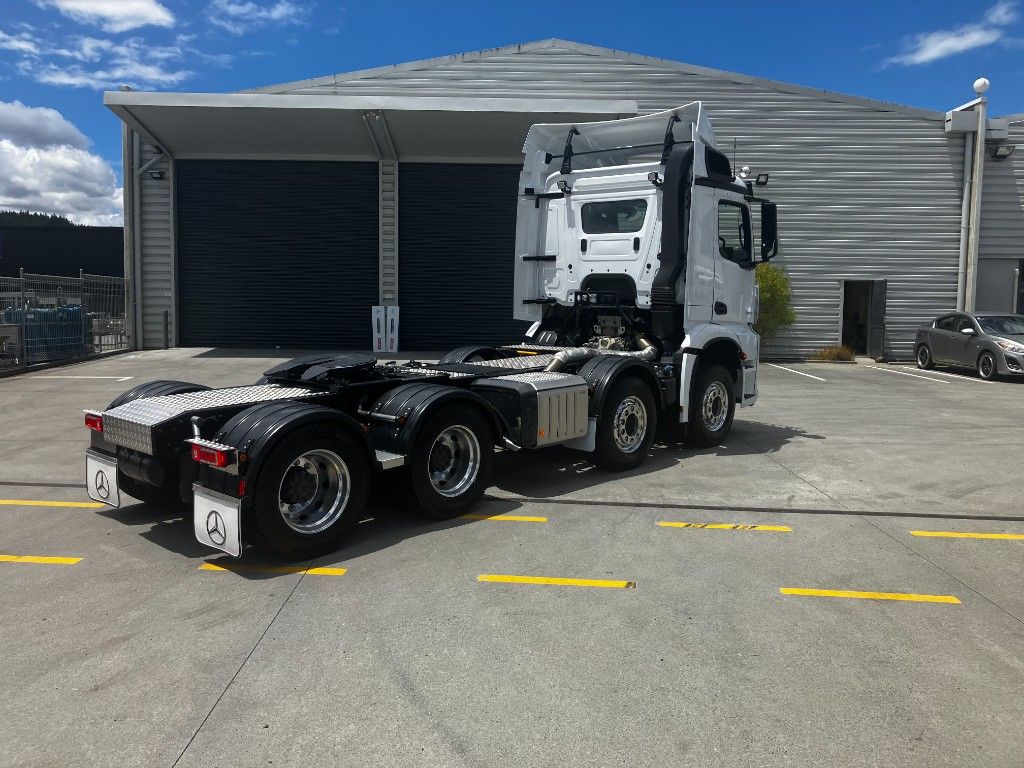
<box><xmin>83</xmin><ymin>102</ymin><xmax>778</xmax><ymax>560</ymax></box>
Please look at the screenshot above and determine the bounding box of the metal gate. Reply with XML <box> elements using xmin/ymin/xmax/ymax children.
<box><xmin>398</xmin><ymin>163</ymin><xmax>528</xmax><ymax>350</ymax></box>
<box><xmin>176</xmin><ymin>160</ymin><xmax>379</xmax><ymax>349</ymax></box>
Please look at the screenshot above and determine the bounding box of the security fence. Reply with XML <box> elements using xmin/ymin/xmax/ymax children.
<box><xmin>0</xmin><ymin>271</ymin><xmax>127</xmax><ymax>374</ymax></box>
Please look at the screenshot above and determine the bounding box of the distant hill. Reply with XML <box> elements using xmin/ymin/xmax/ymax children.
<box><xmin>0</xmin><ymin>210</ymin><xmax>77</xmax><ymax>227</ymax></box>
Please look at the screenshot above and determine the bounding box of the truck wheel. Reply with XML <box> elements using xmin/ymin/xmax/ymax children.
<box><xmin>251</xmin><ymin>427</ymin><xmax>369</xmax><ymax>559</ymax></box>
<box><xmin>407</xmin><ymin>406</ymin><xmax>493</xmax><ymax>519</ymax></box>
<box><xmin>684</xmin><ymin>364</ymin><xmax>735</xmax><ymax>447</ymax></box>
<box><xmin>594</xmin><ymin>377</ymin><xmax>657</xmax><ymax>471</ymax></box>
<box><xmin>118</xmin><ymin>472</ymin><xmax>189</xmax><ymax>514</ymax></box>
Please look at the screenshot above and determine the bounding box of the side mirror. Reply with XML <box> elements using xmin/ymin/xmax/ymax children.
<box><xmin>760</xmin><ymin>201</ymin><xmax>778</xmax><ymax>261</ymax></box>
<box><xmin>960</xmin><ymin>327</ymin><xmax>976</xmax><ymax>335</ymax></box>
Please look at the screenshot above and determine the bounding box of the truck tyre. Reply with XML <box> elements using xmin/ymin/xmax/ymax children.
<box><xmin>593</xmin><ymin>377</ymin><xmax>657</xmax><ymax>471</ymax></box>
<box><xmin>406</xmin><ymin>405</ymin><xmax>494</xmax><ymax>519</ymax></box>
<box><xmin>251</xmin><ymin>426</ymin><xmax>370</xmax><ymax>559</ymax></box>
<box><xmin>684</xmin><ymin>364</ymin><xmax>735</xmax><ymax>447</ymax></box>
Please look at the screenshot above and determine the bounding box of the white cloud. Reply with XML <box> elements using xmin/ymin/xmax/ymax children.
<box><xmin>0</xmin><ymin>101</ymin><xmax>121</xmax><ymax>225</ymax></box>
<box><xmin>35</xmin><ymin>0</ymin><xmax>175</xmax><ymax>33</ymax></box>
<box><xmin>208</xmin><ymin>0</ymin><xmax>310</xmax><ymax>35</ymax></box>
<box><xmin>884</xmin><ymin>1</ymin><xmax>1020</xmax><ymax>66</ymax></box>
<box><xmin>0</xmin><ymin>100</ymin><xmax>89</xmax><ymax>149</ymax></box>
<box><xmin>0</xmin><ymin>29</ymin><xmax>42</xmax><ymax>55</ymax></box>
<box><xmin>17</xmin><ymin>35</ymin><xmax>193</xmax><ymax>90</ymax></box>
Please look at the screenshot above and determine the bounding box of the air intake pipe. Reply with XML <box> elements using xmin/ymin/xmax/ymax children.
<box><xmin>544</xmin><ymin>336</ymin><xmax>659</xmax><ymax>372</ymax></box>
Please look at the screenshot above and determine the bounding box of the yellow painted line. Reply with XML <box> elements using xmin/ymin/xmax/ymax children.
<box><xmin>0</xmin><ymin>499</ymin><xmax>105</xmax><ymax>509</ymax></box>
<box><xmin>780</xmin><ymin>587</ymin><xmax>960</xmax><ymax>604</ymax></box>
<box><xmin>478</xmin><ymin>574</ymin><xmax>635</xmax><ymax>589</ymax></box>
<box><xmin>200</xmin><ymin>563</ymin><xmax>347</xmax><ymax>576</ymax></box>
<box><xmin>0</xmin><ymin>554</ymin><xmax>82</xmax><ymax>565</ymax></box>
<box><xmin>658</xmin><ymin>521</ymin><xmax>791</xmax><ymax>532</ymax></box>
<box><xmin>911</xmin><ymin>530</ymin><xmax>1024</xmax><ymax>541</ymax></box>
<box><xmin>462</xmin><ymin>513</ymin><xmax>548</xmax><ymax>523</ymax></box>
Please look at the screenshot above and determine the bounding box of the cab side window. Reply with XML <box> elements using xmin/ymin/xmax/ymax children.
<box><xmin>717</xmin><ymin>201</ymin><xmax>751</xmax><ymax>263</ymax></box>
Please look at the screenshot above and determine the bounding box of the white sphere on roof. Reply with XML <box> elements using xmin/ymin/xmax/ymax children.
<box><xmin>973</xmin><ymin>77</ymin><xmax>990</xmax><ymax>95</ymax></box>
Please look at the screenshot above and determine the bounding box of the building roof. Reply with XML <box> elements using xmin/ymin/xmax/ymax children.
<box><xmin>246</xmin><ymin>38</ymin><xmax>947</xmax><ymax>120</ymax></box>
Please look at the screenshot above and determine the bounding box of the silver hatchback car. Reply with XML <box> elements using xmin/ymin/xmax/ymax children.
<box><xmin>916</xmin><ymin>313</ymin><xmax>1024</xmax><ymax>380</ymax></box>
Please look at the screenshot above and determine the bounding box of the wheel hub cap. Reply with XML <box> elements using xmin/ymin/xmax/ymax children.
<box><xmin>702</xmin><ymin>382</ymin><xmax>729</xmax><ymax>432</ymax></box>
<box><xmin>428</xmin><ymin>425</ymin><xmax>480</xmax><ymax>498</ymax></box>
<box><xmin>277</xmin><ymin>449</ymin><xmax>350</xmax><ymax>534</ymax></box>
<box><xmin>613</xmin><ymin>395</ymin><xmax>647</xmax><ymax>454</ymax></box>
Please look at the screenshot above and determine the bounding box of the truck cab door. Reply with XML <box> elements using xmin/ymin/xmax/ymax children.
<box><xmin>712</xmin><ymin>190</ymin><xmax>754</xmax><ymax>326</ymax></box>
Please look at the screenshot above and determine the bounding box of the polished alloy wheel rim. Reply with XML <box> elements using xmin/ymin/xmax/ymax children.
<box><xmin>428</xmin><ymin>425</ymin><xmax>480</xmax><ymax>498</ymax></box>
<box><xmin>278</xmin><ymin>449</ymin><xmax>350</xmax><ymax>534</ymax></box>
<box><xmin>613</xmin><ymin>395</ymin><xmax>647</xmax><ymax>454</ymax></box>
<box><xmin>702</xmin><ymin>381</ymin><xmax>729</xmax><ymax>432</ymax></box>
<box><xmin>918</xmin><ymin>347</ymin><xmax>929</xmax><ymax>366</ymax></box>
<box><xmin>980</xmin><ymin>355</ymin><xmax>994</xmax><ymax>378</ymax></box>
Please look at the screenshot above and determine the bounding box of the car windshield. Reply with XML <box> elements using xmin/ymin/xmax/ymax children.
<box><xmin>976</xmin><ymin>315</ymin><xmax>1024</xmax><ymax>335</ymax></box>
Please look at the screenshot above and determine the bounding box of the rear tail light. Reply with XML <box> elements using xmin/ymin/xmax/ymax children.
<box><xmin>84</xmin><ymin>413</ymin><xmax>103</xmax><ymax>433</ymax></box>
<box><xmin>191</xmin><ymin>444</ymin><xmax>230</xmax><ymax>468</ymax></box>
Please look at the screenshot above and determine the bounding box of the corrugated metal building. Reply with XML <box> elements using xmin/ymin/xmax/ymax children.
<box><xmin>105</xmin><ymin>39</ymin><xmax>1023</xmax><ymax>358</ymax></box>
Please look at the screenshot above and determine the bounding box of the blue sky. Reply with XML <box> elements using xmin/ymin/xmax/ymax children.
<box><xmin>1</xmin><ymin>0</ymin><xmax>1022</xmax><ymax>223</ymax></box>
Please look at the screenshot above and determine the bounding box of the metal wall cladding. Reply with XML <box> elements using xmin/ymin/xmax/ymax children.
<box><xmin>175</xmin><ymin>160</ymin><xmax>378</xmax><ymax>348</ymax></box>
<box><xmin>141</xmin><ymin>141</ymin><xmax>173</xmax><ymax>348</ymax></box>
<box><xmin>398</xmin><ymin>163</ymin><xmax>530</xmax><ymax>350</ymax></box>
<box><xmin>978</xmin><ymin>120</ymin><xmax>1024</xmax><ymax>312</ymax></box>
<box><xmin>270</xmin><ymin>45</ymin><xmax>966</xmax><ymax>360</ymax></box>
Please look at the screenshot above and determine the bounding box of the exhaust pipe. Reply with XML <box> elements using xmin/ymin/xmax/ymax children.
<box><xmin>544</xmin><ymin>336</ymin><xmax>659</xmax><ymax>372</ymax></box>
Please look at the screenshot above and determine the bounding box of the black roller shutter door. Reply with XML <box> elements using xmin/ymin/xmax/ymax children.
<box><xmin>176</xmin><ymin>160</ymin><xmax>378</xmax><ymax>348</ymax></box>
<box><xmin>399</xmin><ymin>163</ymin><xmax>527</xmax><ymax>350</ymax></box>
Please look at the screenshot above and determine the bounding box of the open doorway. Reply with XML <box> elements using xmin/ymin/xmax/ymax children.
<box><xmin>842</xmin><ymin>281</ymin><xmax>871</xmax><ymax>354</ymax></box>
<box><xmin>842</xmin><ymin>280</ymin><xmax>887</xmax><ymax>359</ymax></box>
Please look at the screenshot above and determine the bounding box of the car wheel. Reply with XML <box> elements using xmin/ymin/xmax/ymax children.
<box><xmin>684</xmin><ymin>364</ymin><xmax>736</xmax><ymax>448</ymax></box>
<box><xmin>594</xmin><ymin>377</ymin><xmax>658</xmax><ymax>470</ymax></box>
<box><xmin>977</xmin><ymin>351</ymin><xmax>998</xmax><ymax>381</ymax></box>
<box><xmin>406</xmin><ymin>405</ymin><xmax>494</xmax><ymax>519</ymax></box>
<box><xmin>251</xmin><ymin>427</ymin><xmax>369</xmax><ymax>559</ymax></box>
<box><xmin>916</xmin><ymin>344</ymin><xmax>934</xmax><ymax>370</ymax></box>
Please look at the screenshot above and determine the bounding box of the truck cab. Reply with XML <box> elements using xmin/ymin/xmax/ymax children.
<box><xmin>514</xmin><ymin>102</ymin><xmax>777</xmax><ymax>422</ymax></box>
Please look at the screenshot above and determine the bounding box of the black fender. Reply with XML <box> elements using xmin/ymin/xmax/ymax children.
<box><xmin>368</xmin><ymin>383</ymin><xmax>504</xmax><ymax>455</ymax></box>
<box><xmin>578</xmin><ymin>356</ymin><xmax>663</xmax><ymax>419</ymax></box>
<box><xmin>106</xmin><ymin>379</ymin><xmax>210</xmax><ymax>410</ymax></box>
<box><xmin>203</xmin><ymin>402</ymin><xmax>373</xmax><ymax>505</ymax></box>
<box><xmin>438</xmin><ymin>345</ymin><xmax>502</xmax><ymax>364</ymax></box>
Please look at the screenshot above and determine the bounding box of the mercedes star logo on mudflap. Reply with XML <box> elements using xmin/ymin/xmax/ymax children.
<box><xmin>206</xmin><ymin>510</ymin><xmax>227</xmax><ymax>546</ymax></box>
<box><xmin>94</xmin><ymin>470</ymin><xmax>110</xmax><ymax>500</ymax></box>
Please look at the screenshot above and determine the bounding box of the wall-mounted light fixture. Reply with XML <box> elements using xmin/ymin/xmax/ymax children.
<box><xmin>148</xmin><ymin>170</ymin><xmax>165</xmax><ymax>180</ymax></box>
<box><xmin>755</xmin><ymin>173</ymin><xmax>770</xmax><ymax>186</ymax></box>
<box><xmin>991</xmin><ymin>144</ymin><xmax>1016</xmax><ymax>160</ymax></box>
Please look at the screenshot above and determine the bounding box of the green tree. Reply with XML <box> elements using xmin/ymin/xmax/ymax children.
<box><xmin>0</xmin><ymin>210</ymin><xmax>76</xmax><ymax>227</ymax></box>
<box><xmin>753</xmin><ymin>262</ymin><xmax>796</xmax><ymax>341</ymax></box>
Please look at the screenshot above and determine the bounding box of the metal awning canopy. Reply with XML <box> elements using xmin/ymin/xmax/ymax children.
<box><xmin>103</xmin><ymin>91</ymin><xmax>639</xmax><ymax>162</ymax></box>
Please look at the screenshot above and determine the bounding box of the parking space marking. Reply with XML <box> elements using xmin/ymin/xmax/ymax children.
<box><xmin>478</xmin><ymin>574</ymin><xmax>636</xmax><ymax>589</ymax></box>
<box><xmin>462</xmin><ymin>513</ymin><xmax>548</xmax><ymax>523</ymax></box>
<box><xmin>658</xmin><ymin>521</ymin><xmax>791</xmax><ymax>532</ymax></box>
<box><xmin>765</xmin><ymin>363</ymin><xmax>826</xmax><ymax>381</ymax></box>
<box><xmin>199</xmin><ymin>563</ymin><xmax>348</xmax><ymax>576</ymax></box>
<box><xmin>909</xmin><ymin>369</ymin><xmax>992</xmax><ymax>384</ymax></box>
<box><xmin>911</xmin><ymin>530</ymin><xmax>1024</xmax><ymax>541</ymax></box>
<box><xmin>780</xmin><ymin>587</ymin><xmax>960</xmax><ymax>604</ymax></box>
<box><xmin>0</xmin><ymin>554</ymin><xmax>82</xmax><ymax>565</ymax></box>
<box><xmin>32</xmin><ymin>375</ymin><xmax>134</xmax><ymax>382</ymax></box>
<box><xmin>0</xmin><ymin>499</ymin><xmax>105</xmax><ymax>508</ymax></box>
<box><xmin>865</xmin><ymin>366</ymin><xmax>949</xmax><ymax>384</ymax></box>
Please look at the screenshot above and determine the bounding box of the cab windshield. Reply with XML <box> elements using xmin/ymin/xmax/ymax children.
<box><xmin>976</xmin><ymin>315</ymin><xmax>1024</xmax><ymax>335</ymax></box>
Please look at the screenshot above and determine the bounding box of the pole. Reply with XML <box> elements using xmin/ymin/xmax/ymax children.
<box><xmin>955</xmin><ymin>132</ymin><xmax>973</xmax><ymax>311</ymax></box>
<box><xmin>965</xmin><ymin>97</ymin><xmax>987</xmax><ymax>312</ymax></box>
